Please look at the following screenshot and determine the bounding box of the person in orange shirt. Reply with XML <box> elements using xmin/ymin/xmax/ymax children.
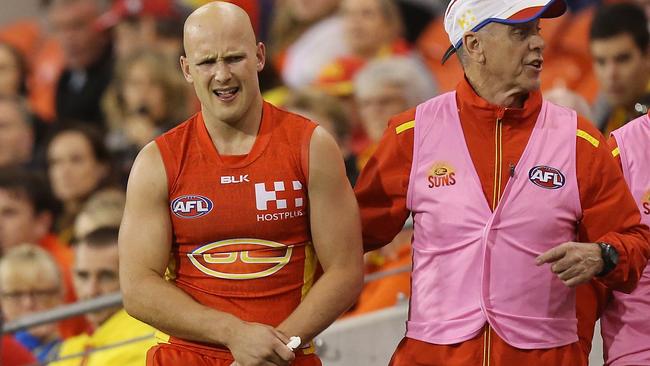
<box><xmin>354</xmin><ymin>0</ymin><xmax>650</xmax><ymax>365</ymax></box>
<box><xmin>118</xmin><ymin>3</ymin><xmax>363</xmax><ymax>366</ymax></box>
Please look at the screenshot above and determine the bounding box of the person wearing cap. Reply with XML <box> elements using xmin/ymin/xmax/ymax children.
<box><xmin>597</xmin><ymin>115</ymin><xmax>650</xmax><ymax>365</ymax></box>
<box><xmin>354</xmin><ymin>0</ymin><xmax>650</xmax><ymax>365</ymax></box>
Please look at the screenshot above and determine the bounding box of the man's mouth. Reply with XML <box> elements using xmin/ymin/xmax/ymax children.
<box><xmin>213</xmin><ymin>87</ymin><xmax>240</xmax><ymax>101</ymax></box>
<box><xmin>526</xmin><ymin>59</ymin><xmax>543</xmax><ymax>71</ymax></box>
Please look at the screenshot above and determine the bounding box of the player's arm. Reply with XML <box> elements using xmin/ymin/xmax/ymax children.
<box><xmin>276</xmin><ymin>127</ymin><xmax>364</xmax><ymax>344</ymax></box>
<box><xmin>119</xmin><ymin>142</ymin><xmax>294</xmax><ymax>366</ymax></box>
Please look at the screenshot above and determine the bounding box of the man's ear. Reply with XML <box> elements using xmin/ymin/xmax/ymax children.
<box><xmin>180</xmin><ymin>56</ymin><xmax>194</xmax><ymax>83</ymax></box>
<box><xmin>256</xmin><ymin>42</ymin><xmax>266</xmax><ymax>72</ymax></box>
<box><xmin>463</xmin><ymin>31</ymin><xmax>486</xmax><ymax>64</ymax></box>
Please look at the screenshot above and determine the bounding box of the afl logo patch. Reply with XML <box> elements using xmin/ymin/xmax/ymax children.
<box><xmin>171</xmin><ymin>195</ymin><xmax>213</xmax><ymax>218</ymax></box>
<box><xmin>528</xmin><ymin>166</ymin><xmax>566</xmax><ymax>189</ymax></box>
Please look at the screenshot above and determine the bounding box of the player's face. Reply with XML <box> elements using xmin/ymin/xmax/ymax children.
<box><xmin>181</xmin><ymin>24</ymin><xmax>265</xmax><ymax>126</ymax></box>
<box><xmin>480</xmin><ymin>21</ymin><xmax>545</xmax><ymax>93</ymax></box>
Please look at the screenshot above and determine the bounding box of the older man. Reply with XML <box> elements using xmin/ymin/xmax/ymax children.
<box><xmin>354</xmin><ymin>0</ymin><xmax>650</xmax><ymax>365</ymax></box>
<box><xmin>118</xmin><ymin>2</ymin><xmax>363</xmax><ymax>366</ymax></box>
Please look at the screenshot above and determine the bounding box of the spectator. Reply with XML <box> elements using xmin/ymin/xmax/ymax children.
<box><xmin>103</xmin><ymin>50</ymin><xmax>188</xmax><ymax>177</ymax></box>
<box><xmin>0</xmin><ymin>244</ymin><xmax>64</xmax><ymax>363</ymax></box>
<box><xmin>46</xmin><ymin>125</ymin><xmax>112</xmax><ymax>244</ymax></box>
<box><xmin>95</xmin><ymin>0</ymin><xmax>184</xmax><ymax>60</ymax></box>
<box><xmin>0</xmin><ymin>97</ymin><xmax>36</xmax><ymax>169</ymax></box>
<box><xmin>316</xmin><ymin>0</ymin><xmax>409</xmax><ymax>96</ymax></box>
<box><xmin>0</xmin><ymin>167</ymin><xmax>87</xmax><ymax>338</ymax></box>
<box><xmin>347</xmin><ymin>224</ymin><xmax>412</xmax><ymax>317</ymax></box>
<box><xmin>47</xmin><ymin>0</ymin><xmax>113</xmax><ymax>127</ymax></box>
<box><xmin>270</xmin><ymin>0</ymin><xmax>348</xmax><ymax>88</ymax></box>
<box><xmin>49</xmin><ymin>227</ymin><xmax>156</xmax><ymax>366</ymax></box>
<box><xmin>284</xmin><ymin>87</ymin><xmax>359</xmax><ymax>184</ymax></box>
<box><xmin>0</xmin><ymin>42</ymin><xmax>28</xmax><ymax>98</ymax></box>
<box><xmin>590</xmin><ymin>2</ymin><xmax>650</xmax><ymax>135</ymax></box>
<box><xmin>544</xmin><ymin>85</ymin><xmax>594</xmax><ymax>121</ymax></box>
<box><xmin>73</xmin><ymin>188</ymin><xmax>125</xmax><ymax>240</ymax></box>
<box><xmin>353</xmin><ymin>56</ymin><xmax>436</xmax><ymax>170</ymax></box>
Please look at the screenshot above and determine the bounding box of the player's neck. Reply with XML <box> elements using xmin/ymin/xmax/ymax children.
<box><xmin>202</xmin><ymin>96</ymin><xmax>264</xmax><ymax>156</ymax></box>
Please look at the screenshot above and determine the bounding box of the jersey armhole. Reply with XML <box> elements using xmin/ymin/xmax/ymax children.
<box><xmin>154</xmin><ymin>137</ymin><xmax>179</xmax><ymax>197</ymax></box>
<box><xmin>300</xmin><ymin>123</ymin><xmax>318</xmax><ymax>187</ymax></box>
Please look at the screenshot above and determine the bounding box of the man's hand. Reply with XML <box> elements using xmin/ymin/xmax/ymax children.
<box><xmin>226</xmin><ymin>322</ymin><xmax>295</xmax><ymax>366</ymax></box>
<box><xmin>536</xmin><ymin>242</ymin><xmax>604</xmax><ymax>287</ymax></box>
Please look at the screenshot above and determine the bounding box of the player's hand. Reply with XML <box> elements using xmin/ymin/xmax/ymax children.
<box><xmin>226</xmin><ymin>321</ymin><xmax>295</xmax><ymax>366</ymax></box>
<box><xmin>536</xmin><ymin>242</ymin><xmax>604</xmax><ymax>287</ymax></box>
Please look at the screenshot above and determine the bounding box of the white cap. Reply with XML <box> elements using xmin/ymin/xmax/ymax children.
<box><xmin>442</xmin><ymin>0</ymin><xmax>566</xmax><ymax>62</ymax></box>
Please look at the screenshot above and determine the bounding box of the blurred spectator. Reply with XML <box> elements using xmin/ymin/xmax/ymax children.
<box><xmin>316</xmin><ymin>0</ymin><xmax>408</xmax><ymax>96</ymax></box>
<box><xmin>270</xmin><ymin>0</ymin><xmax>348</xmax><ymax>88</ymax></box>
<box><xmin>96</xmin><ymin>0</ymin><xmax>185</xmax><ymax>60</ymax></box>
<box><xmin>0</xmin><ymin>97</ymin><xmax>36</xmax><ymax>169</ymax></box>
<box><xmin>544</xmin><ymin>85</ymin><xmax>594</xmax><ymax>120</ymax></box>
<box><xmin>347</xmin><ymin>225</ymin><xmax>412</xmax><ymax>317</ymax></box>
<box><xmin>353</xmin><ymin>56</ymin><xmax>436</xmax><ymax>169</ymax></box>
<box><xmin>590</xmin><ymin>2</ymin><xmax>650</xmax><ymax>135</ymax></box>
<box><xmin>46</xmin><ymin>125</ymin><xmax>112</xmax><ymax>244</ymax></box>
<box><xmin>47</xmin><ymin>0</ymin><xmax>113</xmax><ymax>127</ymax></box>
<box><xmin>1</xmin><ymin>334</ymin><xmax>36</xmax><ymax>366</ymax></box>
<box><xmin>103</xmin><ymin>50</ymin><xmax>188</xmax><ymax>177</ymax></box>
<box><xmin>0</xmin><ymin>42</ymin><xmax>28</xmax><ymax>98</ymax></box>
<box><xmin>49</xmin><ymin>227</ymin><xmax>156</xmax><ymax>366</ymax></box>
<box><xmin>74</xmin><ymin>188</ymin><xmax>126</xmax><ymax>240</ymax></box>
<box><xmin>284</xmin><ymin>88</ymin><xmax>359</xmax><ymax>184</ymax></box>
<box><xmin>0</xmin><ymin>167</ymin><xmax>88</xmax><ymax>338</ymax></box>
<box><xmin>0</xmin><ymin>244</ymin><xmax>64</xmax><ymax>363</ymax></box>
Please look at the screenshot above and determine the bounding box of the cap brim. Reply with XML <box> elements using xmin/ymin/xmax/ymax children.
<box><xmin>441</xmin><ymin>45</ymin><xmax>456</xmax><ymax>65</ymax></box>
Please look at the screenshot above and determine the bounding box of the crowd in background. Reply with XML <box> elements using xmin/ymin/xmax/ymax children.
<box><xmin>0</xmin><ymin>0</ymin><xmax>649</xmax><ymax>364</ymax></box>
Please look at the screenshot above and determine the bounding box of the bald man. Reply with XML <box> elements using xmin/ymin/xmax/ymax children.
<box><xmin>118</xmin><ymin>3</ymin><xmax>364</xmax><ymax>366</ymax></box>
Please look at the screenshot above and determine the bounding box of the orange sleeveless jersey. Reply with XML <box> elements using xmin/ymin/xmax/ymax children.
<box><xmin>155</xmin><ymin>102</ymin><xmax>318</xmax><ymax>347</ymax></box>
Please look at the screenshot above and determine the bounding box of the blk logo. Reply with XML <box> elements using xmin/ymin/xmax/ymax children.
<box><xmin>528</xmin><ymin>166</ymin><xmax>566</xmax><ymax>190</ymax></box>
<box><xmin>255</xmin><ymin>181</ymin><xmax>304</xmax><ymax>211</ymax></box>
<box><xmin>221</xmin><ymin>175</ymin><xmax>250</xmax><ymax>184</ymax></box>
<box><xmin>171</xmin><ymin>195</ymin><xmax>213</xmax><ymax>218</ymax></box>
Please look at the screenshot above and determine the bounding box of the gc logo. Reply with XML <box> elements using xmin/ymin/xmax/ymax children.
<box><xmin>188</xmin><ymin>238</ymin><xmax>292</xmax><ymax>280</ymax></box>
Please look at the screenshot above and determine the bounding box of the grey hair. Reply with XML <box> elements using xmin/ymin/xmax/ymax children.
<box><xmin>353</xmin><ymin>55</ymin><xmax>438</xmax><ymax>106</ymax></box>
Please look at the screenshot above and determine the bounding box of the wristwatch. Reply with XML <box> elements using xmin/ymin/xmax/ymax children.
<box><xmin>596</xmin><ymin>242</ymin><xmax>619</xmax><ymax>277</ymax></box>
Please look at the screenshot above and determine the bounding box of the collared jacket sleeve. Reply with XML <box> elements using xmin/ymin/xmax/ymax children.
<box><xmin>354</xmin><ymin>109</ymin><xmax>416</xmax><ymax>252</ymax></box>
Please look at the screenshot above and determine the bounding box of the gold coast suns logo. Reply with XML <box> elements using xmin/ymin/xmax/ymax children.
<box><xmin>427</xmin><ymin>162</ymin><xmax>456</xmax><ymax>188</ymax></box>
<box><xmin>188</xmin><ymin>238</ymin><xmax>292</xmax><ymax>280</ymax></box>
<box><xmin>643</xmin><ymin>190</ymin><xmax>650</xmax><ymax>215</ymax></box>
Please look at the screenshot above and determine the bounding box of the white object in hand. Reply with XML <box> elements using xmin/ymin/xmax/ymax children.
<box><xmin>286</xmin><ymin>336</ymin><xmax>301</xmax><ymax>351</ymax></box>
